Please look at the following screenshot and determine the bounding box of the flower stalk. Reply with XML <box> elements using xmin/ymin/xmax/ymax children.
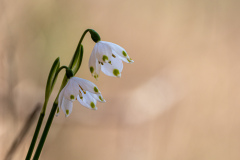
<box><xmin>25</xmin><ymin>57</ymin><xmax>60</xmax><ymax>160</ymax></box>
<box><xmin>28</xmin><ymin>30</ymin><xmax>87</xmax><ymax>160</ymax></box>
<box><xmin>32</xmin><ymin>100</ymin><xmax>58</xmax><ymax>160</ymax></box>
<box><xmin>25</xmin><ymin>103</ymin><xmax>45</xmax><ymax>160</ymax></box>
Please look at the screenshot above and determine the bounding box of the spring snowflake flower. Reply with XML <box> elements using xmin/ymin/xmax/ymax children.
<box><xmin>89</xmin><ymin>41</ymin><xmax>134</xmax><ymax>79</ymax></box>
<box><xmin>56</xmin><ymin>77</ymin><xmax>105</xmax><ymax>117</ymax></box>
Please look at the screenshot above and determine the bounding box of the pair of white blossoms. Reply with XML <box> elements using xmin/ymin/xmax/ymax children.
<box><xmin>57</xmin><ymin>41</ymin><xmax>134</xmax><ymax>117</ymax></box>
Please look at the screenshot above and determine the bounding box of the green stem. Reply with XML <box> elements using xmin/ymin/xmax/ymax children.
<box><xmin>32</xmin><ymin>100</ymin><xmax>58</xmax><ymax>160</ymax></box>
<box><xmin>25</xmin><ymin>103</ymin><xmax>46</xmax><ymax>160</ymax></box>
<box><xmin>32</xmin><ymin>78</ymin><xmax>65</xmax><ymax>160</ymax></box>
<box><xmin>79</xmin><ymin>29</ymin><xmax>90</xmax><ymax>46</ymax></box>
<box><xmin>25</xmin><ymin>66</ymin><xmax>68</xmax><ymax>160</ymax></box>
<box><xmin>31</xmin><ymin>30</ymin><xmax>90</xmax><ymax>160</ymax></box>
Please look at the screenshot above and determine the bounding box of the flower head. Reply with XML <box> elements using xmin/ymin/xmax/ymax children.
<box><xmin>56</xmin><ymin>77</ymin><xmax>105</xmax><ymax>117</ymax></box>
<box><xmin>89</xmin><ymin>41</ymin><xmax>134</xmax><ymax>79</ymax></box>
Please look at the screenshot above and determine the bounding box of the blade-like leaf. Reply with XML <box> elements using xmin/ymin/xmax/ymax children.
<box><xmin>45</xmin><ymin>57</ymin><xmax>60</xmax><ymax>100</ymax></box>
<box><xmin>69</xmin><ymin>44</ymin><xmax>84</xmax><ymax>75</ymax></box>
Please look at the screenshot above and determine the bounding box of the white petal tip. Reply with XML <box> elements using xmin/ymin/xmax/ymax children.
<box><xmin>127</xmin><ymin>58</ymin><xmax>134</xmax><ymax>63</ymax></box>
<box><xmin>101</xmin><ymin>99</ymin><xmax>106</xmax><ymax>103</ymax></box>
<box><xmin>98</xmin><ymin>95</ymin><xmax>106</xmax><ymax>102</ymax></box>
<box><xmin>93</xmin><ymin>74</ymin><xmax>99</xmax><ymax>80</ymax></box>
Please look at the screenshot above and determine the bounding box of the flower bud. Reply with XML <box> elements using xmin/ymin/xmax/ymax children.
<box><xmin>89</xmin><ymin>29</ymin><xmax>101</xmax><ymax>43</ymax></box>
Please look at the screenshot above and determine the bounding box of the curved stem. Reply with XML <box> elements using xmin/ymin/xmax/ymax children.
<box><xmin>31</xmin><ymin>30</ymin><xmax>90</xmax><ymax>160</ymax></box>
<box><xmin>79</xmin><ymin>29</ymin><xmax>90</xmax><ymax>46</ymax></box>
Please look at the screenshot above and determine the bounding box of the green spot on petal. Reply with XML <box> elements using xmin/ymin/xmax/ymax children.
<box><xmin>90</xmin><ymin>102</ymin><xmax>95</xmax><ymax>108</ymax></box>
<box><xmin>113</xmin><ymin>69</ymin><xmax>120</xmax><ymax>77</ymax></box>
<box><xmin>94</xmin><ymin>87</ymin><xmax>99</xmax><ymax>93</ymax></box>
<box><xmin>102</xmin><ymin>55</ymin><xmax>108</xmax><ymax>62</ymax></box>
<box><xmin>94</xmin><ymin>74</ymin><xmax>99</xmax><ymax>79</ymax></box>
<box><xmin>80</xmin><ymin>96</ymin><xmax>83</xmax><ymax>99</ymax></box>
<box><xmin>66</xmin><ymin>109</ymin><xmax>69</xmax><ymax>115</ymax></box>
<box><xmin>99</xmin><ymin>96</ymin><xmax>104</xmax><ymax>101</ymax></box>
<box><xmin>122</xmin><ymin>51</ymin><xmax>127</xmax><ymax>57</ymax></box>
<box><xmin>90</xmin><ymin>66</ymin><xmax>94</xmax><ymax>73</ymax></box>
<box><xmin>70</xmin><ymin>95</ymin><xmax>75</xmax><ymax>100</ymax></box>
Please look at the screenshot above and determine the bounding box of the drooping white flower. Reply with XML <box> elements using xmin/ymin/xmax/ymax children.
<box><xmin>89</xmin><ymin>41</ymin><xmax>134</xmax><ymax>79</ymax></box>
<box><xmin>56</xmin><ymin>77</ymin><xmax>105</xmax><ymax>117</ymax></box>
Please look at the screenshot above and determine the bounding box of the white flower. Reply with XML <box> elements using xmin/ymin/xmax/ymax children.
<box><xmin>56</xmin><ymin>77</ymin><xmax>105</xmax><ymax>117</ymax></box>
<box><xmin>89</xmin><ymin>41</ymin><xmax>134</xmax><ymax>79</ymax></box>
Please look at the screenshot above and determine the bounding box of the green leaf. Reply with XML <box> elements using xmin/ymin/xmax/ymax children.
<box><xmin>69</xmin><ymin>44</ymin><xmax>84</xmax><ymax>75</ymax></box>
<box><xmin>45</xmin><ymin>57</ymin><xmax>60</xmax><ymax>101</ymax></box>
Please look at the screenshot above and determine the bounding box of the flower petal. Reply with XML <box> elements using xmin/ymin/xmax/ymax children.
<box><xmin>89</xmin><ymin>49</ymin><xmax>101</xmax><ymax>80</ymax></box>
<box><xmin>77</xmin><ymin>95</ymin><xmax>88</xmax><ymax>108</ymax></box>
<box><xmin>95</xmin><ymin>42</ymin><xmax>112</xmax><ymax>63</ymax></box>
<box><xmin>61</xmin><ymin>97</ymin><xmax>73</xmax><ymax>117</ymax></box>
<box><xmin>72</xmin><ymin>77</ymin><xmax>100</xmax><ymax>94</ymax></box>
<box><xmin>101</xmin><ymin>57</ymin><xmax>123</xmax><ymax>77</ymax></box>
<box><xmin>89</xmin><ymin>92</ymin><xmax>106</xmax><ymax>102</ymax></box>
<box><xmin>102</xmin><ymin>41</ymin><xmax>134</xmax><ymax>63</ymax></box>
<box><xmin>77</xmin><ymin>92</ymin><xmax>97</xmax><ymax>110</ymax></box>
<box><xmin>112</xmin><ymin>50</ymin><xmax>133</xmax><ymax>63</ymax></box>
<box><xmin>58</xmin><ymin>87</ymin><xmax>65</xmax><ymax>108</ymax></box>
<box><xmin>63</xmin><ymin>79</ymin><xmax>80</xmax><ymax>101</ymax></box>
<box><xmin>56</xmin><ymin>86</ymin><xmax>66</xmax><ymax>116</ymax></box>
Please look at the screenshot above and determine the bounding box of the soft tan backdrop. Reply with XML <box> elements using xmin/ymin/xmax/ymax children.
<box><xmin>1</xmin><ymin>0</ymin><xmax>240</xmax><ymax>159</ymax></box>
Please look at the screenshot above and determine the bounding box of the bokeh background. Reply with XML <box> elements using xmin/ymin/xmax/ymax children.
<box><xmin>1</xmin><ymin>0</ymin><xmax>240</xmax><ymax>159</ymax></box>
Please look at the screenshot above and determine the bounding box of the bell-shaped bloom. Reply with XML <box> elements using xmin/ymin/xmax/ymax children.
<box><xmin>56</xmin><ymin>77</ymin><xmax>105</xmax><ymax>117</ymax></box>
<box><xmin>89</xmin><ymin>41</ymin><xmax>134</xmax><ymax>79</ymax></box>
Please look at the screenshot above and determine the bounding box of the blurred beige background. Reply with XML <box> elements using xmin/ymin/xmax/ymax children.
<box><xmin>1</xmin><ymin>0</ymin><xmax>240</xmax><ymax>159</ymax></box>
